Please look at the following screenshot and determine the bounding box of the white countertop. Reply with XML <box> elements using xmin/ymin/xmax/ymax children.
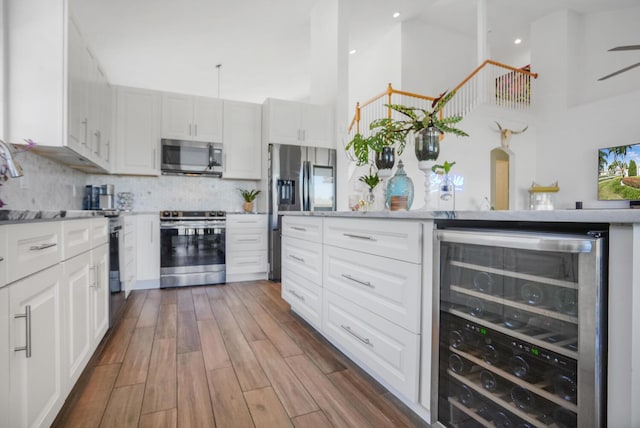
<box><xmin>282</xmin><ymin>209</ymin><xmax>640</xmax><ymax>223</ymax></box>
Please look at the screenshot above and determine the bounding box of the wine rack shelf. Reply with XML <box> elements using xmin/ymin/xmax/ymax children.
<box><xmin>450</xmin><ymin>285</ymin><xmax>579</xmax><ymax>325</ymax></box>
<box><xmin>448</xmin><ymin>308</ymin><xmax>578</xmax><ymax>360</ymax></box>
<box><xmin>449</xmin><ymin>346</ymin><xmax>578</xmax><ymax>412</ymax></box>
<box><xmin>450</xmin><ymin>260</ymin><xmax>578</xmax><ymax>290</ymax></box>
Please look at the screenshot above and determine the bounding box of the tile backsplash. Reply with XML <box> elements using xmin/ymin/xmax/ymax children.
<box><xmin>2</xmin><ymin>151</ymin><xmax>260</xmax><ymax>212</ymax></box>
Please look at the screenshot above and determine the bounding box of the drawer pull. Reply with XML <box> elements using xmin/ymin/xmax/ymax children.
<box><xmin>14</xmin><ymin>305</ymin><xmax>32</xmax><ymax>358</ymax></box>
<box><xmin>291</xmin><ymin>226</ymin><xmax>307</xmax><ymax>232</ymax></box>
<box><xmin>341</xmin><ymin>274</ymin><xmax>374</xmax><ymax>288</ymax></box>
<box><xmin>341</xmin><ymin>324</ymin><xmax>372</xmax><ymax>347</ymax></box>
<box><xmin>89</xmin><ymin>265</ymin><xmax>98</xmax><ymax>288</ymax></box>
<box><xmin>29</xmin><ymin>242</ymin><xmax>57</xmax><ymax>251</ymax></box>
<box><xmin>238</xmin><ymin>238</ymin><xmax>258</xmax><ymax>242</ymax></box>
<box><xmin>343</xmin><ymin>233</ymin><xmax>376</xmax><ymax>241</ymax></box>
<box><xmin>288</xmin><ymin>289</ymin><xmax>305</xmax><ymax>302</ymax></box>
<box><xmin>289</xmin><ymin>254</ymin><xmax>305</xmax><ymax>263</ymax></box>
<box><xmin>237</xmin><ymin>261</ymin><xmax>256</xmax><ymax>265</ymax></box>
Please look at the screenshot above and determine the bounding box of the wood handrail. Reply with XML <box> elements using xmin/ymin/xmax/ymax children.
<box><xmin>348</xmin><ymin>59</ymin><xmax>538</xmax><ymax>134</ymax></box>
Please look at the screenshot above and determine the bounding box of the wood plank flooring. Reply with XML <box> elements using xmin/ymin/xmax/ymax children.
<box><xmin>53</xmin><ymin>281</ymin><xmax>429</xmax><ymax>428</ymax></box>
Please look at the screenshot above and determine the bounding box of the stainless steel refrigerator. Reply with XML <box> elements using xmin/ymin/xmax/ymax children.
<box><xmin>268</xmin><ymin>143</ymin><xmax>336</xmax><ymax>280</ymax></box>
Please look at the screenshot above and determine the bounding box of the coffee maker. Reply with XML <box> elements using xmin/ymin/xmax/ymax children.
<box><xmin>84</xmin><ymin>184</ymin><xmax>115</xmax><ymax>210</ymax></box>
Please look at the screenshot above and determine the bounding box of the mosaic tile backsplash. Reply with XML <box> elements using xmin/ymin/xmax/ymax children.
<box><xmin>2</xmin><ymin>151</ymin><xmax>261</xmax><ymax>212</ymax></box>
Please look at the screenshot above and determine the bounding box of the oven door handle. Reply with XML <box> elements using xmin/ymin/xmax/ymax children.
<box><xmin>161</xmin><ymin>222</ymin><xmax>226</xmax><ymax>229</ymax></box>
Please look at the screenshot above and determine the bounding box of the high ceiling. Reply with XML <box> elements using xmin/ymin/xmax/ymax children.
<box><xmin>71</xmin><ymin>0</ymin><xmax>639</xmax><ymax>104</ymax></box>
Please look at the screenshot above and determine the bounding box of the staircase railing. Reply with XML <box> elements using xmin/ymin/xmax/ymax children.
<box><xmin>348</xmin><ymin>60</ymin><xmax>538</xmax><ymax>136</ymax></box>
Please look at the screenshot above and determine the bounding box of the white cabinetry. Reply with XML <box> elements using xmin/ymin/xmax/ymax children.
<box><xmin>162</xmin><ymin>93</ymin><xmax>223</xmax><ymax>142</ymax></box>
<box><xmin>114</xmin><ymin>86</ymin><xmax>161</xmax><ymax>175</ymax></box>
<box><xmin>1</xmin><ymin>218</ymin><xmax>109</xmax><ymax>428</ymax></box>
<box><xmin>6</xmin><ymin>2</ymin><xmax>110</xmax><ymax>172</ymax></box>
<box><xmin>135</xmin><ymin>214</ymin><xmax>160</xmax><ymax>289</ymax></box>
<box><xmin>226</xmin><ymin>215</ymin><xmax>268</xmax><ymax>282</ymax></box>
<box><xmin>223</xmin><ymin>100</ymin><xmax>262</xmax><ymax>180</ymax></box>
<box><xmin>263</xmin><ymin>98</ymin><xmax>334</xmax><ymax>148</ymax></box>
<box><xmin>281</xmin><ymin>216</ymin><xmax>323</xmax><ymax>330</ymax></box>
<box><xmin>121</xmin><ymin>216</ymin><xmax>137</xmax><ymax>296</ymax></box>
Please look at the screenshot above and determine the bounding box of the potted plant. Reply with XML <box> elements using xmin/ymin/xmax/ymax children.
<box><xmin>431</xmin><ymin>160</ymin><xmax>456</xmax><ymax>204</ymax></box>
<box><xmin>358</xmin><ymin>169</ymin><xmax>381</xmax><ymax>211</ymax></box>
<box><xmin>239</xmin><ymin>188</ymin><xmax>261</xmax><ymax>213</ymax></box>
<box><xmin>388</xmin><ymin>90</ymin><xmax>469</xmax><ymax>164</ymax></box>
<box><xmin>346</xmin><ymin>118</ymin><xmax>408</xmax><ymax>167</ymax></box>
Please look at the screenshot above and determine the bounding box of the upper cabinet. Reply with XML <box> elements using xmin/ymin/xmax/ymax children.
<box><xmin>162</xmin><ymin>93</ymin><xmax>223</xmax><ymax>142</ymax></box>
<box><xmin>113</xmin><ymin>86</ymin><xmax>161</xmax><ymax>176</ymax></box>
<box><xmin>263</xmin><ymin>98</ymin><xmax>334</xmax><ymax>148</ymax></box>
<box><xmin>223</xmin><ymin>100</ymin><xmax>262</xmax><ymax>180</ymax></box>
<box><xmin>5</xmin><ymin>1</ymin><xmax>111</xmax><ymax>172</ymax></box>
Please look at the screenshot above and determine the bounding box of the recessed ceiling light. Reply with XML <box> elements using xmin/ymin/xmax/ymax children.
<box><xmin>349</xmin><ymin>49</ymin><xmax>357</xmax><ymax>55</ymax></box>
<box><xmin>514</xmin><ymin>38</ymin><xmax>522</xmax><ymax>45</ymax></box>
<box><xmin>393</xmin><ymin>12</ymin><xmax>401</xmax><ymax>18</ymax></box>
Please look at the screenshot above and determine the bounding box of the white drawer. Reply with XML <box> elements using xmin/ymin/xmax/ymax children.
<box><xmin>90</xmin><ymin>217</ymin><xmax>109</xmax><ymax>248</ymax></box>
<box><xmin>0</xmin><ymin>226</ymin><xmax>7</xmax><ymax>287</ymax></box>
<box><xmin>282</xmin><ymin>267</ymin><xmax>322</xmax><ymax>330</ymax></box>
<box><xmin>324</xmin><ymin>218</ymin><xmax>422</xmax><ymax>263</ymax></box>
<box><xmin>7</xmin><ymin>221</ymin><xmax>62</xmax><ymax>283</ymax></box>
<box><xmin>282</xmin><ymin>216</ymin><xmax>322</xmax><ymax>243</ymax></box>
<box><xmin>62</xmin><ymin>219</ymin><xmax>91</xmax><ymax>260</ymax></box>
<box><xmin>324</xmin><ymin>246</ymin><xmax>422</xmax><ymax>333</ymax></box>
<box><xmin>282</xmin><ymin>236</ymin><xmax>322</xmax><ymax>287</ymax></box>
<box><xmin>227</xmin><ymin>229</ymin><xmax>267</xmax><ymax>252</ymax></box>
<box><xmin>227</xmin><ymin>214</ymin><xmax>267</xmax><ymax>229</ymax></box>
<box><xmin>227</xmin><ymin>250</ymin><xmax>267</xmax><ymax>274</ymax></box>
<box><xmin>323</xmin><ymin>290</ymin><xmax>420</xmax><ymax>401</ymax></box>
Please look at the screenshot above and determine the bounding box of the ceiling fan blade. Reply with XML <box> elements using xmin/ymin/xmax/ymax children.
<box><xmin>598</xmin><ymin>62</ymin><xmax>640</xmax><ymax>81</ymax></box>
<box><xmin>609</xmin><ymin>45</ymin><xmax>640</xmax><ymax>52</ymax></box>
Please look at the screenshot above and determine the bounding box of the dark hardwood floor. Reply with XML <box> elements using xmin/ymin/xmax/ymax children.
<box><xmin>53</xmin><ymin>281</ymin><xmax>430</xmax><ymax>427</ymax></box>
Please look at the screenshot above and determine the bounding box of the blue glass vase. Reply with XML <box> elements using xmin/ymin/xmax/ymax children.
<box><xmin>386</xmin><ymin>160</ymin><xmax>414</xmax><ymax>211</ymax></box>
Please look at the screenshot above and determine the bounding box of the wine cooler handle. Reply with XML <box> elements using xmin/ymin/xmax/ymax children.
<box><xmin>435</xmin><ymin>230</ymin><xmax>594</xmax><ymax>253</ymax></box>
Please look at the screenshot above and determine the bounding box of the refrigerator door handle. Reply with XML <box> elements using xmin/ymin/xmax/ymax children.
<box><xmin>302</xmin><ymin>161</ymin><xmax>311</xmax><ymax>211</ymax></box>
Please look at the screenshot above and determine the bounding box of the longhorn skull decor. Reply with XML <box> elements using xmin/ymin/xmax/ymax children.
<box><xmin>495</xmin><ymin>122</ymin><xmax>528</xmax><ymax>149</ymax></box>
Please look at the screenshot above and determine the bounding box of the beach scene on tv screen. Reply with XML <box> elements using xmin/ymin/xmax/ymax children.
<box><xmin>598</xmin><ymin>143</ymin><xmax>640</xmax><ymax>200</ymax></box>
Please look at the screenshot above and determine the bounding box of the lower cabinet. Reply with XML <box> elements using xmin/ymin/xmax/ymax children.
<box><xmin>121</xmin><ymin>216</ymin><xmax>137</xmax><ymax>296</ymax></box>
<box><xmin>135</xmin><ymin>214</ymin><xmax>160</xmax><ymax>289</ymax></box>
<box><xmin>226</xmin><ymin>215</ymin><xmax>268</xmax><ymax>282</ymax></box>
<box><xmin>281</xmin><ymin>267</ymin><xmax>322</xmax><ymax>330</ymax></box>
<box><xmin>0</xmin><ymin>287</ymin><xmax>9</xmax><ymax>428</ymax></box>
<box><xmin>322</xmin><ymin>290</ymin><xmax>420</xmax><ymax>401</ymax></box>
<box><xmin>8</xmin><ymin>265</ymin><xmax>65</xmax><ymax>428</ymax></box>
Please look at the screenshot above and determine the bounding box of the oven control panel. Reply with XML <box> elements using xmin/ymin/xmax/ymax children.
<box><xmin>160</xmin><ymin>210</ymin><xmax>226</xmax><ymax>219</ymax></box>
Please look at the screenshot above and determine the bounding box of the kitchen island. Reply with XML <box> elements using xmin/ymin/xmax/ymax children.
<box><xmin>280</xmin><ymin>210</ymin><xmax>640</xmax><ymax>427</ymax></box>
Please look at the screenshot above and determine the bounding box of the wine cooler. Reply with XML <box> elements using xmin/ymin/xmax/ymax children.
<box><xmin>433</xmin><ymin>226</ymin><xmax>606</xmax><ymax>428</ymax></box>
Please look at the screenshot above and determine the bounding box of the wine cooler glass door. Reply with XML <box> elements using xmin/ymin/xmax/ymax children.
<box><xmin>433</xmin><ymin>228</ymin><xmax>605</xmax><ymax>428</ymax></box>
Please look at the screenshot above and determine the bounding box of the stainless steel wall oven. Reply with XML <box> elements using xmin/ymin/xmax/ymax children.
<box><xmin>160</xmin><ymin>211</ymin><xmax>226</xmax><ymax>287</ymax></box>
<box><xmin>433</xmin><ymin>222</ymin><xmax>607</xmax><ymax>428</ymax></box>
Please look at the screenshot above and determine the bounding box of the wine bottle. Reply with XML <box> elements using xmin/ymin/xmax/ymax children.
<box><xmin>553</xmin><ymin>407</ymin><xmax>577</xmax><ymax>428</ymax></box>
<box><xmin>520</xmin><ymin>282</ymin><xmax>547</xmax><ymax>306</ymax></box>
<box><xmin>466</xmin><ymin>297</ymin><xmax>499</xmax><ymax>320</ymax></box>
<box><xmin>492</xmin><ymin>410</ymin><xmax>515</xmax><ymax>428</ymax></box>
<box><xmin>481</xmin><ymin>343</ymin><xmax>501</xmax><ymax>366</ymax></box>
<box><xmin>511</xmin><ymin>385</ymin><xmax>536</xmax><ymax>411</ymax></box>
<box><xmin>457</xmin><ymin>383</ymin><xmax>476</xmax><ymax>408</ymax></box>
<box><xmin>503</xmin><ymin>307</ymin><xmax>530</xmax><ymax>329</ymax></box>
<box><xmin>449</xmin><ymin>353</ymin><xmax>479</xmax><ymax>375</ymax></box>
<box><xmin>480</xmin><ymin>370</ymin><xmax>502</xmax><ymax>393</ymax></box>
<box><xmin>552</xmin><ymin>287</ymin><xmax>578</xmax><ymax>316</ymax></box>
<box><xmin>473</xmin><ymin>271</ymin><xmax>494</xmax><ymax>294</ymax></box>
<box><xmin>448</xmin><ymin>328</ymin><xmax>480</xmax><ymax>351</ymax></box>
<box><xmin>552</xmin><ymin>372</ymin><xmax>578</xmax><ymax>402</ymax></box>
<box><xmin>509</xmin><ymin>355</ymin><xmax>542</xmax><ymax>382</ymax></box>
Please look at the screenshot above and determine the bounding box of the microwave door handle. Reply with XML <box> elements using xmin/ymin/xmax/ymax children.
<box><xmin>208</xmin><ymin>144</ymin><xmax>214</xmax><ymax>170</ymax></box>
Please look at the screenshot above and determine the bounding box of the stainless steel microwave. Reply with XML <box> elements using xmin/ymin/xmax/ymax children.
<box><xmin>161</xmin><ymin>139</ymin><xmax>223</xmax><ymax>176</ymax></box>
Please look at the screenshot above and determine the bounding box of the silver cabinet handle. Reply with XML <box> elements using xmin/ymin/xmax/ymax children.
<box><xmin>343</xmin><ymin>233</ymin><xmax>376</xmax><ymax>241</ymax></box>
<box><xmin>189</xmin><ymin>123</ymin><xmax>192</xmax><ymax>136</ymax></box>
<box><xmin>29</xmin><ymin>242</ymin><xmax>57</xmax><ymax>251</ymax></box>
<box><xmin>288</xmin><ymin>289</ymin><xmax>305</xmax><ymax>302</ymax></box>
<box><xmin>153</xmin><ymin>148</ymin><xmax>157</xmax><ymax>169</ymax></box>
<box><xmin>341</xmin><ymin>324</ymin><xmax>372</xmax><ymax>347</ymax></box>
<box><xmin>291</xmin><ymin>226</ymin><xmax>307</xmax><ymax>232</ymax></box>
<box><xmin>289</xmin><ymin>254</ymin><xmax>305</xmax><ymax>263</ymax></box>
<box><xmin>238</xmin><ymin>238</ymin><xmax>258</xmax><ymax>242</ymax></box>
<box><xmin>195</xmin><ymin>124</ymin><xmax>198</xmax><ymax>136</ymax></box>
<box><xmin>14</xmin><ymin>305</ymin><xmax>32</xmax><ymax>358</ymax></box>
<box><xmin>341</xmin><ymin>273</ymin><xmax>374</xmax><ymax>288</ymax></box>
<box><xmin>89</xmin><ymin>265</ymin><xmax>98</xmax><ymax>288</ymax></box>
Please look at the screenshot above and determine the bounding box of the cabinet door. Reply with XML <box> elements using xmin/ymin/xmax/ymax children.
<box><xmin>223</xmin><ymin>100</ymin><xmax>262</xmax><ymax>179</ymax></box>
<box><xmin>62</xmin><ymin>253</ymin><xmax>92</xmax><ymax>386</ymax></box>
<box><xmin>136</xmin><ymin>215</ymin><xmax>160</xmax><ymax>282</ymax></box>
<box><xmin>67</xmin><ymin>19</ymin><xmax>89</xmax><ymax>152</ymax></box>
<box><xmin>115</xmin><ymin>87</ymin><xmax>161</xmax><ymax>175</ymax></box>
<box><xmin>193</xmin><ymin>97</ymin><xmax>223</xmax><ymax>142</ymax></box>
<box><xmin>100</xmin><ymin>78</ymin><xmax>113</xmax><ymax>166</ymax></box>
<box><xmin>161</xmin><ymin>93</ymin><xmax>193</xmax><ymax>140</ymax></box>
<box><xmin>91</xmin><ymin>243</ymin><xmax>109</xmax><ymax>346</ymax></box>
<box><xmin>301</xmin><ymin>103</ymin><xmax>333</xmax><ymax>148</ymax></box>
<box><xmin>265</xmin><ymin>98</ymin><xmax>302</xmax><ymax>144</ymax></box>
<box><xmin>0</xmin><ymin>287</ymin><xmax>8</xmax><ymax>428</ymax></box>
<box><xmin>0</xmin><ymin>226</ymin><xmax>7</xmax><ymax>287</ymax></box>
<box><xmin>9</xmin><ymin>265</ymin><xmax>65</xmax><ymax>428</ymax></box>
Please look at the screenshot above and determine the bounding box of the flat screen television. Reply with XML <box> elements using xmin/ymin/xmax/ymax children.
<box><xmin>598</xmin><ymin>142</ymin><xmax>640</xmax><ymax>201</ymax></box>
